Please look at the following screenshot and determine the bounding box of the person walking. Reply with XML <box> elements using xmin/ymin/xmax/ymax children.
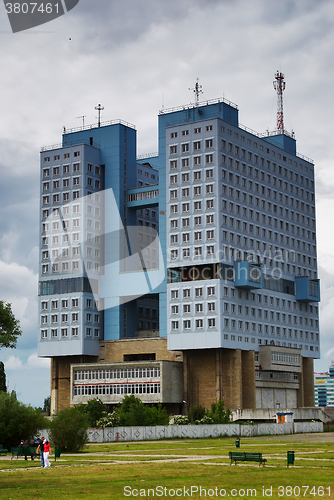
<box><xmin>36</xmin><ymin>437</ymin><xmax>45</xmax><ymax>467</ymax></box>
<box><xmin>43</xmin><ymin>440</ymin><xmax>51</xmax><ymax>468</ymax></box>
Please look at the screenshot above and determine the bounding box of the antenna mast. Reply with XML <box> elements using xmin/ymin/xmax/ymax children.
<box><xmin>95</xmin><ymin>104</ymin><xmax>104</xmax><ymax>127</ymax></box>
<box><xmin>189</xmin><ymin>78</ymin><xmax>203</xmax><ymax>106</ymax></box>
<box><xmin>273</xmin><ymin>71</ymin><xmax>286</xmax><ymax>133</ymax></box>
<box><xmin>76</xmin><ymin>115</ymin><xmax>87</xmax><ymax>129</ymax></box>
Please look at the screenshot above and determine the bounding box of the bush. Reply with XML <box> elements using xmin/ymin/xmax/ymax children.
<box><xmin>0</xmin><ymin>391</ymin><xmax>48</xmax><ymax>449</ymax></box>
<box><xmin>96</xmin><ymin>410</ymin><xmax>120</xmax><ymax>428</ymax></box>
<box><xmin>188</xmin><ymin>403</ymin><xmax>206</xmax><ymax>423</ymax></box>
<box><xmin>49</xmin><ymin>407</ymin><xmax>89</xmax><ymax>452</ymax></box>
<box><xmin>173</xmin><ymin>415</ymin><xmax>189</xmax><ymax>425</ymax></box>
<box><xmin>207</xmin><ymin>400</ymin><xmax>231</xmax><ymax>424</ymax></box>
<box><xmin>96</xmin><ymin>396</ymin><xmax>169</xmax><ymax>427</ymax></box>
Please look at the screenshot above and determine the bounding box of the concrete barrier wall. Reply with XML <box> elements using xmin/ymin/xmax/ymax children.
<box><xmin>86</xmin><ymin>421</ymin><xmax>323</xmax><ymax>442</ymax></box>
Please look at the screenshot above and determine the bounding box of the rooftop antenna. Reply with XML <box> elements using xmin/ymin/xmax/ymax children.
<box><xmin>76</xmin><ymin>115</ymin><xmax>86</xmax><ymax>129</ymax></box>
<box><xmin>189</xmin><ymin>78</ymin><xmax>203</xmax><ymax>106</ymax></box>
<box><xmin>95</xmin><ymin>104</ymin><xmax>104</xmax><ymax>127</ymax></box>
<box><xmin>273</xmin><ymin>70</ymin><xmax>286</xmax><ymax>133</ymax></box>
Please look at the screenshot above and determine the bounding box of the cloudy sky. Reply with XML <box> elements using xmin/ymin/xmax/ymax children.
<box><xmin>0</xmin><ymin>0</ymin><xmax>333</xmax><ymax>408</ymax></box>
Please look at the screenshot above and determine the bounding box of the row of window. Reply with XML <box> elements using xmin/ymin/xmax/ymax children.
<box><xmin>170</xmin><ymin>231</ymin><xmax>215</xmax><ymax>245</ymax></box>
<box><xmin>170</xmin><ymin>215</ymin><xmax>214</xmax><ymax>231</ymax></box>
<box><xmin>42</xmin><ymin>262</ymin><xmax>100</xmax><ymax>273</ymax></box>
<box><xmin>44</xmin><ymin>151</ymin><xmax>80</xmax><ymax>163</ymax></box>
<box><xmin>43</xmin><ymin>178</ymin><xmax>101</xmax><ymax>191</ymax></box>
<box><xmin>74</xmin><ymin>367</ymin><xmax>160</xmax><ymax>380</ymax></box>
<box><xmin>137</xmin><ymin>168</ymin><xmax>156</xmax><ymax>180</ymax></box>
<box><xmin>42</xmin><ymin>234</ymin><xmax>100</xmax><ymax>247</ymax></box>
<box><xmin>271</xmin><ymin>351</ymin><xmax>300</xmax><ymax>364</ymax></box>
<box><xmin>169</xmin><ymin>124</ymin><xmax>213</xmax><ymax>139</ymax></box>
<box><xmin>73</xmin><ymin>383</ymin><xmax>160</xmax><ymax>397</ymax></box>
<box><xmin>170</xmin><ymin>246</ymin><xmax>214</xmax><ymax>259</ymax></box>
<box><xmin>43</xmin><ymin>162</ymin><xmax>100</xmax><ymax>176</ymax></box>
<box><xmin>171</xmin><ymin>318</ymin><xmax>216</xmax><ymax>329</ymax></box>
<box><xmin>42</xmin><ymin>218</ymin><xmax>101</xmax><ymax>231</ymax></box>
<box><xmin>41</xmin><ymin>327</ymin><xmax>99</xmax><ymax>338</ymax></box>
<box><xmin>171</xmin><ymin>302</ymin><xmax>216</xmax><ymax>314</ymax></box>
<box><xmin>169</xmin><ymin>199</ymin><xmax>214</xmax><ymax>210</ymax></box>
<box><xmin>169</xmin><ymin>138</ymin><xmax>214</xmax><ymax>154</ymax></box>
<box><xmin>41</xmin><ymin>312</ymin><xmax>99</xmax><ymax>325</ymax></box>
<box><xmin>41</xmin><ymin>298</ymin><xmax>96</xmax><ymax>310</ymax></box>
<box><xmin>42</xmin><ymin>247</ymin><xmax>101</xmax><ymax>260</ymax></box>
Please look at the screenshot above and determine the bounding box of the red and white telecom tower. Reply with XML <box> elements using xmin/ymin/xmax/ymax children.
<box><xmin>273</xmin><ymin>70</ymin><xmax>286</xmax><ymax>133</ymax></box>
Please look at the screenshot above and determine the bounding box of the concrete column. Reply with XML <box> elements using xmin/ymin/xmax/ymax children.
<box><xmin>221</xmin><ymin>348</ymin><xmax>242</xmax><ymax>410</ymax></box>
<box><xmin>241</xmin><ymin>350</ymin><xmax>256</xmax><ymax>410</ymax></box>
<box><xmin>303</xmin><ymin>357</ymin><xmax>315</xmax><ymax>407</ymax></box>
<box><xmin>183</xmin><ymin>351</ymin><xmax>189</xmax><ymax>415</ymax></box>
<box><xmin>215</xmin><ymin>349</ymin><xmax>223</xmax><ymax>402</ymax></box>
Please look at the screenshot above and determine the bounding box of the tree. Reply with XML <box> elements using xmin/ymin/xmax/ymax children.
<box><xmin>76</xmin><ymin>398</ymin><xmax>108</xmax><ymax>427</ymax></box>
<box><xmin>0</xmin><ymin>301</ymin><xmax>22</xmax><ymax>349</ymax></box>
<box><xmin>49</xmin><ymin>407</ymin><xmax>89</xmax><ymax>452</ymax></box>
<box><xmin>42</xmin><ymin>396</ymin><xmax>50</xmax><ymax>414</ymax></box>
<box><xmin>0</xmin><ymin>391</ymin><xmax>48</xmax><ymax>449</ymax></box>
<box><xmin>0</xmin><ymin>361</ymin><xmax>6</xmax><ymax>392</ymax></box>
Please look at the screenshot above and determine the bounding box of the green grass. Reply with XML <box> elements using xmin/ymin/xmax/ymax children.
<box><xmin>0</xmin><ymin>433</ymin><xmax>333</xmax><ymax>499</ymax></box>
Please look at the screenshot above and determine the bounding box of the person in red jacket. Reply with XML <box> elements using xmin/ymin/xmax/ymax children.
<box><xmin>43</xmin><ymin>440</ymin><xmax>51</xmax><ymax>468</ymax></box>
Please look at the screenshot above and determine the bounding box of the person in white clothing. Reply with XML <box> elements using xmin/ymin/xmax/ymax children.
<box><xmin>43</xmin><ymin>440</ymin><xmax>51</xmax><ymax>467</ymax></box>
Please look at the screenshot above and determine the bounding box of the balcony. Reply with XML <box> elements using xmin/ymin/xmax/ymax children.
<box><xmin>295</xmin><ymin>276</ymin><xmax>320</xmax><ymax>302</ymax></box>
<box><xmin>234</xmin><ymin>261</ymin><xmax>262</xmax><ymax>290</ymax></box>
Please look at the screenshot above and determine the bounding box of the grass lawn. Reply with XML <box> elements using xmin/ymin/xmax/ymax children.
<box><xmin>0</xmin><ymin>433</ymin><xmax>333</xmax><ymax>499</ymax></box>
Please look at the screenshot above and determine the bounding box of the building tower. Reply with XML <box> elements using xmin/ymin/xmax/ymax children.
<box><xmin>39</xmin><ymin>78</ymin><xmax>320</xmax><ymax>415</ymax></box>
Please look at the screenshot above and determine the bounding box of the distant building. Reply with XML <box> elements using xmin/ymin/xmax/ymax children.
<box><xmin>315</xmin><ymin>362</ymin><xmax>334</xmax><ymax>407</ymax></box>
<box><xmin>38</xmin><ymin>88</ymin><xmax>320</xmax><ymax>415</ymax></box>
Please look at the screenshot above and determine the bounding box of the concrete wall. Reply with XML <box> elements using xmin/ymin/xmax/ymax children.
<box><xmin>86</xmin><ymin>421</ymin><xmax>323</xmax><ymax>442</ymax></box>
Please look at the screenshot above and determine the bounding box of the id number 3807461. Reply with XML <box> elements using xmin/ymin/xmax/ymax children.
<box><xmin>5</xmin><ymin>3</ymin><xmax>60</xmax><ymax>14</ymax></box>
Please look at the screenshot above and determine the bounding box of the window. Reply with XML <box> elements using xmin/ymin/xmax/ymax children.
<box><xmin>183</xmin><ymin>320</ymin><xmax>191</xmax><ymax>329</ymax></box>
<box><xmin>206</xmin><ymin>154</ymin><xmax>213</xmax><ymax>163</ymax></box>
<box><xmin>183</xmin><ymin>304</ymin><xmax>191</xmax><ymax>313</ymax></box>
<box><xmin>196</xmin><ymin>319</ymin><xmax>203</xmax><ymax>328</ymax></box>
<box><xmin>195</xmin><ymin>288</ymin><xmax>202</xmax><ymax>297</ymax></box>
<box><xmin>206</xmin><ymin>139</ymin><xmax>213</xmax><ymax>148</ymax></box>
<box><xmin>170</xmin><ymin>145</ymin><xmax>177</xmax><ymax>155</ymax></box>
<box><xmin>171</xmin><ymin>321</ymin><xmax>179</xmax><ymax>330</ymax></box>
<box><xmin>208</xmin><ymin>318</ymin><xmax>215</xmax><ymax>328</ymax></box>
<box><xmin>182</xmin><ymin>143</ymin><xmax>189</xmax><ymax>153</ymax></box>
<box><xmin>195</xmin><ymin>303</ymin><xmax>203</xmax><ymax>313</ymax></box>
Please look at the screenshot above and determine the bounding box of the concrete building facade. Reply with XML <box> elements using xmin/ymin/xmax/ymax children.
<box><xmin>38</xmin><ymin>93</ymin><xmax>320</xmax><ymax>414</ymax></box>
<box><xmin>315</xmin><ymin>362</ymin><xmax>334</xmax><ymax>407</ymax></box>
